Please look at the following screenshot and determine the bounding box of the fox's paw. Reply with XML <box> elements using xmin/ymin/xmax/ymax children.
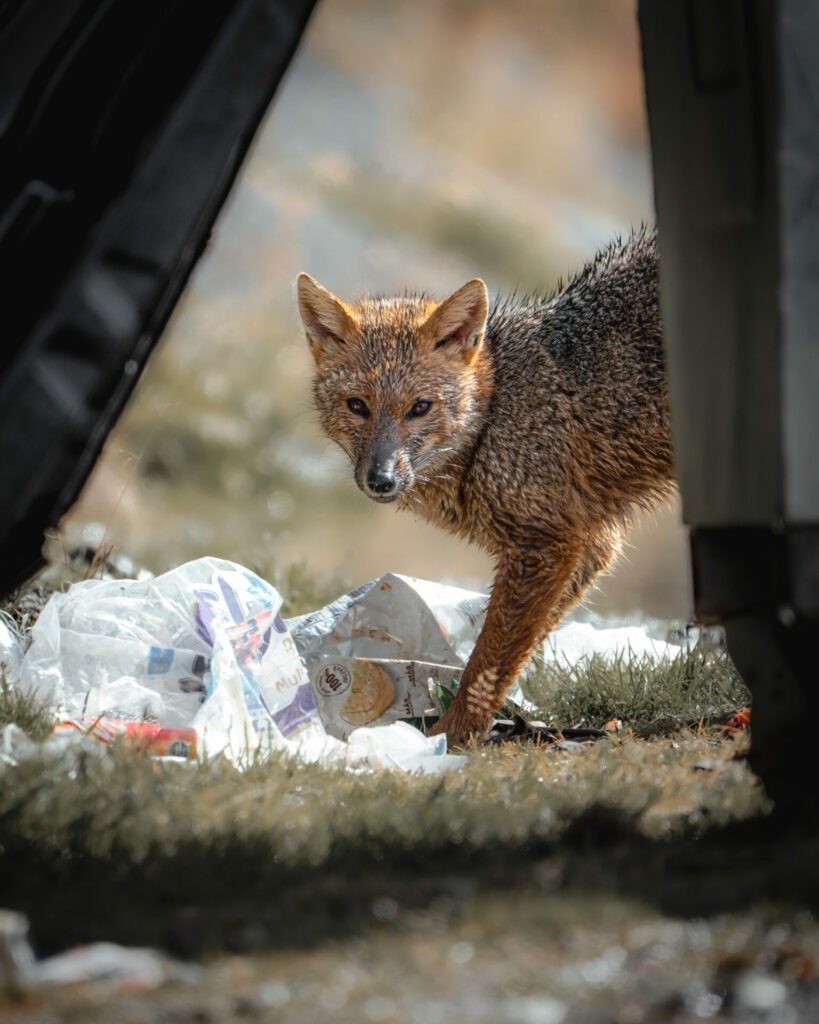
<box><xmin>430</xmin><ymin>703</ymin><xmax>492</xmax><ymax>745</ymax></box>
<box><xmin>431</xmin><ymin>667</ymin><xmax>501</xmax><ymax>744</ymax></box>
<box><xmin>432</xmin><ymin>696</ymin><xmax>489</xmax><ymax>745</ymax></box>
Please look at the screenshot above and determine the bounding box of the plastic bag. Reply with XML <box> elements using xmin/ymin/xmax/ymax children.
<box><xmin>18</xmin><ymin>559</ymin><xmax>457</xmax><ymax>772</ymax></box>
<box><xmin>20</xmin><ymin>558</ymin><xmax>325</xmax><ymax>763</ymax></box>
<box><xmin>0</xmin><ymin>615</ymin><xmax>22</xmax><ymax>686</ymax></box>
<box><xmin>286</xmin><ymin>573</ymin><xmax>487</xmax><ymax>737</ymax></box>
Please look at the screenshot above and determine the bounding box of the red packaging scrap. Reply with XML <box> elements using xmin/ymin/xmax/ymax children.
<box><xmin>723</xmin><ymin>708</ymin><xmax>752</xmax><ymax>735</ymax></box>
<box><xmin>53</xmin><ymin>719</ymin><xmax>197</xmax><ymax>759</ymax></box>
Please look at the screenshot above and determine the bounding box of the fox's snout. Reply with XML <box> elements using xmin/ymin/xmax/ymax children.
<box><xmin>358</xmin><ymin>442</ymin><xmax>412</xmax><ymax>502</ymax></box>
<box><xmin>365</xmin><ymin>465</ymin><xmax>397</xmax><ymax>498</ymax></box>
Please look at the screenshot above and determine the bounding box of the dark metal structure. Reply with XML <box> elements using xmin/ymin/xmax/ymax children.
<box><xmin>639</xmin><ymin>0</ymin><xmax>819</xmax><ymax>810</ymax></box>
<box><xmin>0</xmin><ymin>0</ymin><xmax>317</xmax><ymax>590</ymax></box>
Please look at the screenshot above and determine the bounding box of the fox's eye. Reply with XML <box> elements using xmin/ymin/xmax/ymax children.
<box><xmin>347</xmin><ymin>397</ymin><xmax>370</xmax><ymax>418</ymax></box>
<box><xmin>407</xmin><ymin>399</ymin><xmax>432</xmax><ymax>419</ymax></box>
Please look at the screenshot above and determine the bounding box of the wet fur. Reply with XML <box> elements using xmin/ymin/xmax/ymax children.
<box><xmin>300</xmin><ymin>229</ymin><xmax>674</xmax><ymax>740</ymax></box>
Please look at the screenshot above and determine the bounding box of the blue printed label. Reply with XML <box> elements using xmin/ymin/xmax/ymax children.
<box><xmin>147</xmin><ymin>646</ymin><xmax>175</xmax><ymax>675</ymax></box>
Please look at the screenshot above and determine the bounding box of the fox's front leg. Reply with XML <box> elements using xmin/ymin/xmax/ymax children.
<box><xmin>434</xmin><ymin>546</ymin><xmax>582</xmax><ymax>742</ymax></box>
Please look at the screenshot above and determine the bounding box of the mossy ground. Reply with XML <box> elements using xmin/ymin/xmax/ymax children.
<box><xmin>3</xmin><ymin>572</ymin><xmax>819</xmax><ymax>1023</ymax></box>
<box><xmin>0</xmin><ymin>617</ymin><xmax>770</xmax><ymax>954</ymax></box>
<box><xmin>518</xmin><ymin>638</ymin><xmax>750</xmax><ymax>735</ymax></box>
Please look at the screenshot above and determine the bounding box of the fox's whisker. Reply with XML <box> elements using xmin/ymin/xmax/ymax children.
<box><xmin>415</xmin><ymin>446</ymin><xmax>456</xmax><ymax>469</ymax></box>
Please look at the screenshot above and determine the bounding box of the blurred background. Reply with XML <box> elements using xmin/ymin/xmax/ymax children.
<box><xmin>62</xmin><ymin>0</ymin><xmax>692</xmax><ymax>616</ymax></box>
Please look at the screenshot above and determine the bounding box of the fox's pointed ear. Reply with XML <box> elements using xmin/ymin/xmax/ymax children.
<box><xmin>419</xmin><ymin>279</ymin><xmax>488</xmax><ymax>365</ymax></box>
<box><xmin>297</xmin><ymin>273</ymin><xmax>358</xmax><ymax>364</ymax></box>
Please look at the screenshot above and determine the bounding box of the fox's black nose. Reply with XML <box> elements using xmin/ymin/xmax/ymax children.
<box><xmin>366</xmin><ymin>471</ymin><xmax>396</xmax><ymax>495</ymax></box>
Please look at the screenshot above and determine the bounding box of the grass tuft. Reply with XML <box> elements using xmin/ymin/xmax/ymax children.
<box><xmin>0</xmin><ymin>670</ymin><xmax>768</xmax><ymax>953</ymax></box>
<box><xmin>521</xmin><ymin>641</ymin><xmax>750</xmax><ymax>735</ymax></box>
<box><xmin>0</xmin><ymin>673</ymin><xmax>55</xmax><ymax>742</ymax></box>
<box><xmin>265</xmin><ymin>560</ymin><xmax>350</xmax><ymax>619</ymax></box>
<box><xmin>0</xmin><ymin>577</ymin><xmax>766</xmax><ymax>956</ymax></box>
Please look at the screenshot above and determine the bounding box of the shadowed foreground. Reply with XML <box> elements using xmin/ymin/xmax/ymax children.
<box><xmin>3</xmin><ymin>627</ymin><xmax>819</xmax><ymax>1022</ymax></box>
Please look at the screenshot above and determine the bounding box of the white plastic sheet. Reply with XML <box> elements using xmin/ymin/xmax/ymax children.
<box><xmin>0</xmin><ymin>908</ymin><xmax>197</xmax><ymax>990</ymax></box>
<box><xmin>20</xmin><ymin>559</ymin><xmax>324</xmax><ymax>763</ymax></box>
<box><xmin>16</xmin><ymin>556</ymin><xmax>690</xmax><ymax>770</ymax></box>
<box><xmin>18</xmin><ymin>559</ymin><xmax>454</xmax><ymax>772</ymax></box>
<box><xmin>542</xmin><ymin>620</ymin><xmax>681</xmax><ymax>664</ymax></box>
<box><xmin>0</xmin><ymin>615</ymin><xmax>21</xmax><ymax>686</ymax></box>
<box><xmin>286</xmin><ymin>572</ymin><xmax>486</xmax><ymax>738</ymax></box>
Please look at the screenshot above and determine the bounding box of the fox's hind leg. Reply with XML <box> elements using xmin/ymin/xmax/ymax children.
<box><xmin>554</xmin><ymin>525</ymin><xmax>623</xmax><ymax>620</ymax></box>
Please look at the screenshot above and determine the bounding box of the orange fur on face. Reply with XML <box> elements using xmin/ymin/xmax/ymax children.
<box><xmin>298</xmin><ymin>274</ymin><xmax>492</xmax><ymax>503</ymax></box>
<box><xmin>298</xmin><ymin>231</ymin><xmax>675</xmax><ymax>742</ymax></box>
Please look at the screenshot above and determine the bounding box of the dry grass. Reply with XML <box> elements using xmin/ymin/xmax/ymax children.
<box><xmin>0</xmin><ymin>570</ymin><xmax>768</xmax><ymax>963</ymax></box>
<box><xmin>520</xmin><ymin>640</ymin><xmax>750</xmax><ymax>735</ymax></box>
<box><xmin>0</xmin><ymin>686</ymin><xmax>767</xmax><ymax>955</ymax></box>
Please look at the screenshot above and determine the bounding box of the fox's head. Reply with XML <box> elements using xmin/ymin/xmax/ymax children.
<box><xmin>297</xmin><ymin>274</ymin><xmax>490</xmax><ymax>503</ymax></box>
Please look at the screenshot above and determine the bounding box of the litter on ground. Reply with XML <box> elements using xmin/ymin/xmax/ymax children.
<box><xmin>1</xmin><ymin>557</ymin><xmax>701</xmax><ymax>773</ymax></box>
<box><xmin>0</xmin><ymin>908</ymin><xmax>196</xmax><ymax>991</ymax></box>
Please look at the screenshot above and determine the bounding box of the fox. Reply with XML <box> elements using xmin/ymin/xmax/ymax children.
<box><xmin>297</xmin><ymin>228</ymin><xmax>674</xmax><ymax>741</ymax></box>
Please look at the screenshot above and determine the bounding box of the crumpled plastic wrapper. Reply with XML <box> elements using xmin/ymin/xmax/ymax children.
<box><xmin>20</xmin><ymin>558</ymin><xmax>325</xmax><ymax>760</ymax></box>
<box><xmin>13</xmin><ymin>555</ymin><xmax>688</xmax><ymax>772</ymax></box>
<box><xmin>542</xmin><ymin>620</ymin><xmax>682</xmax><ymax>664</ymax></box>
<box><xmin>286</xmin><ymin>573</ymin><xmax>487</xmax><ymax>738</ymax></box>
<box><xmin>17</xmin><ymin>559</ymin><xmax>464</xmax><ymax>773</ymax></box>
<box><xmin>0</xmin><ymin>615</ymin><xmax>22</xmax><ymax>686</ymax></box>
<box><xmin>0</xmin><ymin>908</ymin><xmax>198</xmax><ymax>990</ymax></box>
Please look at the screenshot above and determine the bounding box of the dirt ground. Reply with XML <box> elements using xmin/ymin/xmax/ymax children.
<box><xmin>4</xmin><ymin>826</ymin><xmax>819</xmax><ymax>1023</ymax></box>
<box><xmin>1</xmin><ymin>731</ymin><xmax>818</xmax><ymax>1024</ymax></box>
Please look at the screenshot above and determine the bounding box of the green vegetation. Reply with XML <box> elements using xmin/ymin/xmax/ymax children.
<box><xmin>0</xmin><ymin>614</ymin><xmax>765</xmax><ymax>958</ymax></box>
<box><xmin>8</xmin><ymin>571</ymin><xmax>819</xmax><ymax>1024</ymax></box>
<box><xmin>261</xmin><ymin>560</ymin><xmax>350</xmax><ymax>619</ymax></box>
<box><xmin>0</xmin><ymin>675</ymin><xmax>54</xmax><ymax>742</ymax></box>
<box><xmin>0</xmin><ymin>713</ymin><xmax>766</xmax><ymax>955</ymax></box>
<box><xmin>520</xmin><ymin>641</ymin><xmax>750</xmax><ymax>736</ymax></box>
